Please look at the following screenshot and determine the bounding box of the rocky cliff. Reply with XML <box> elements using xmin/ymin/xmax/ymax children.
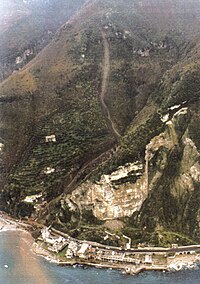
<box><xmin>0</xmin><ymin>0</ymin><xmax>200</xmax><ymax>246</ymax></box>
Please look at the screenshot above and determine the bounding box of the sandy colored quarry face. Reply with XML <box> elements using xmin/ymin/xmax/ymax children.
<box><xmin>65</xmin><ymin>108</ymin><xmax>199</xmax><ymax>221</ymax></box>
<box><xmin>66</xmin><ymin>162</ymin><xmax>149</xmax><ymax>220</ymax></box>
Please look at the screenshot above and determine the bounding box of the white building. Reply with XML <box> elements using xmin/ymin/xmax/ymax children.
<box><xmin>144</xmin><ymin>254</ymin><xmax>152</xmax><ymax>264</ymax></box>
<box><xmin>77</xmin><ymin>243</ymin><xmax>89</xmax><ymax>258</ymax></box>
<box><xmin>123</xmin><ymin>234</ymin><xmax>131</xmax><ymax>250</ymax></box>
<box><xmin>45</xmin><ymin>135</ymin><xmax>56</xmax><ymax>143</ymax></box>
<box><xmin>23</xmin><ymin>193</ymin><xmax>42</xmax><ymax>204</ymax></box>
<box><xmin>15</xmin><ymin>56</ymin><xmax>23</xmax><ymax>64</ymax></box>
<box><xmin>66</xmin><ymin>241</ymin><xmax>78</xmax><ymax>258</ymax></box>
<box><xmin>41</xmin><ymin>227</ymin><xmax>51</xmax><ymax>240</ymax></box>
<box><xmin>0</xmin><ymin>143</ymin><xmax>4</xmax><ymax>152</ymax></box>
<box><xmin>44</xmin><ymin>167</ymin><xmax>55</xmax><ymax>174</ymax></box>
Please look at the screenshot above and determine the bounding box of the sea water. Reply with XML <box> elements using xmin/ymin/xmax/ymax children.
<box><xmin>0</xmin><ymin>231</ymin><xmax>200</xmax><ymax>284</ymax></box>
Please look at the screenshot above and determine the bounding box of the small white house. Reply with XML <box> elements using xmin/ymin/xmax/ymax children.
<box><xmin>0</xmin><ymin>143</ymin><xmax>4</xmax><ymax>152</ymax></box>
<box><xmin>41</xmin><ymin>227</ymin><xmax>51</xmax><ymax>240</ymax></box>
<box><xmin>45</xmin><ymin>135</ymin><xmax>56</xmax><ymax>143</ymax></box>
<box><xmin>123</xmin><ymin>234</ymin><xmax>131</xmax><ymax>250</ymax></box>
<box><xmin>44</xmin><ymin>167</ymin><xmax>55</xmax><ymax>174</ymax></box>
<box><xmin>23</xmin><ymin>193</ymin><xmax>42</xmax><ymax>204</ymax></box>
<box><xmin>15</xmin><ymin>56</ymin><xmax>23</xmax><ymax>64</ymax></box>
<box><xmin>144</xmin><ymin>254</ymin><xmax>152</xmax><ymax>264</ymax></box>
<box><xmin>66</xmin><ymin>241</ymin><xmax>78</xmax><ymax>258</ymax></box>
<box><xmin>77</xmin><ymin>243</ymin><xmax>89</xmax><ymax>258</ymax></box>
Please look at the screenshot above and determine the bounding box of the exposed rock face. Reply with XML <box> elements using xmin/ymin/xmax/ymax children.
<box><xmin>65</xmin><ymin>107</ymin><xmax>200</xmax><ymax>234</ymax></box>
<box><xmin>138</xmin><ymin>106</ymin><xmax>200</xmax><ymax>241</ymax></box>
<box><xmin>66</xmin><ymin>162</ymin><xmax>147</xmax><ymax>220</ymax></box>
<box><xmin>0</xmin><ymin>0</ymin><xmax>87</xmax><ymax>81</ymax></box>
<box><xmin>145</xmin><ymin>107</ymin><xmax>189</xmax><ymax>192</ymax></box>
<box><xmin>173</xmin><ymin>132</ymin><xmax>200</xmax><ymax>198</ymax></box>
<box><xmin>0</xmin><ymin>0</ymin><xmax>200</xmax><ymax>245</ymax></box>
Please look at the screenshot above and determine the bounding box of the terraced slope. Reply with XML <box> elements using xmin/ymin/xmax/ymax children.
<box><xmin>0</xmin><ymin>0</ymin><xmax>200</xmax><ymax>246</ymax></box>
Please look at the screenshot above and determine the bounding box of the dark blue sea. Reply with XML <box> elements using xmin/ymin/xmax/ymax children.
<box><xmin>0</xmin><ymin>231</ymin><xmax>200</xmax><ymax>284</ymax></box>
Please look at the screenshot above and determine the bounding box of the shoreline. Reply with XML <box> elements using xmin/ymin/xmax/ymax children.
<box><xmin>31</xmin><ymin>247</ymin><xmax>169</xmax><ymax>275</ymax></box>
<box><xmin>0</xmin><ymin>212</ymin><xmax>200</xmax><ymax>276</ymax></box>
<box><xmin>0</xmin><ymin>212</ymin><xmax>33</xmax><ymax>232</ymax></box>
<box><xmin>0</xmin><ymin>212</ymin><xmax>53</xmax><ymax>283</ymax></box>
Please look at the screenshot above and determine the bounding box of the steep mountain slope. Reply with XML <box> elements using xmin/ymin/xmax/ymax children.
<box><xmin>0</xmin><ymin>0</ymin><xmax>87</xmax><ymax>81</ymax></box>
<box><xmin>0</xmin><ymin>0</ymin><xmax>200</xmax><ymax>246</ymax></box>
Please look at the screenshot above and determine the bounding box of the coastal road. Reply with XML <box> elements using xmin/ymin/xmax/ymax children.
<box><xmin>124</xmin><ymin>245</ymin><xmax>200</xmax><ymax>254</ymax></box>
<box><xmin>52</xmin><ymin>227</ymin><xmax>200</xmax><ymax>254</ymax></box>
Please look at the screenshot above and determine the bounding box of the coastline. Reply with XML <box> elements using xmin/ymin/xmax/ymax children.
<box><xmin>0</xmin><ymin>212</ymin><xmax>53</xmax><ymax>283</ymax></box>
<box><xmin>0</xmin><ymin>212</ymin><xmax>33</xmax><ymax>232</ymax></box>
<box><xmin>0</xmin><ymin>212</ymin><xmax>200</xmax><ymax>276</ymax></box>
<box><xmin>34</xmin><ymin>250</ymin><xmax>199</xmax><ymax>276</ymax></box>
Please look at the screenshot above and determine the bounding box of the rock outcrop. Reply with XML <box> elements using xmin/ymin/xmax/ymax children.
<box><xmin>0</xmin><ymin>0</ymin><xmax>200</xmax><ymax>245</ymax></box>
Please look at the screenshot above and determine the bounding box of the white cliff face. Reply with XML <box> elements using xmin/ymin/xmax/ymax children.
<box><xmin>65</xmin><ymin>162</ymin><xmax>149</xmax><ymax>220</ymax></box>
<box><xmin>64</xmin><ymin>108</ymin><xmax>199</xmax><ymax>221</ymax></box>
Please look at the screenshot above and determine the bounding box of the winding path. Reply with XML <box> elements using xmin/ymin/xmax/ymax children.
<box><xmin>101</xmin><ymin>31</ymin><xmax>121</xmax><ymax>139</ymax></box>
<box><xmin>40</xmin><ymin>31</ymin><xmax>121</xmax><ymax>212</ymax></box>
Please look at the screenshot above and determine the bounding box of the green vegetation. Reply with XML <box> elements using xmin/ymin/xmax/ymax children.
<box><xmin>189</xmin><ymin>111</ymin><xmax>200</xmax><ymax>150</ymax></box>
<box><xmin>1</xmin><ymin>0</ymin><xmax>200</xmax><ymax>245</ymax></box>
<box><xmin>0</xmin><ymin>0</ymin><xmax>86</xmax><ymax>81</ymax></box>
<box><xmin>57</xmin><ymin>246</ymin><xmax>68</xmax><ymax>259</ymax></box>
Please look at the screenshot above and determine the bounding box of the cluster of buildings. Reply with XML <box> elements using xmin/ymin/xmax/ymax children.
<box><xmin>133</xmin><ymin>41</ymin><xmax>167</xmax><ymax>57</ymax></box>
<box><xmin>95</xmin><ymin>249</ymin><xmax>141</xmax><ymax>264</ymax></box>
<box><xmin>40</xmin><ymin>227</ymin><xmax>68</xmax><ymax>253</ymax></box>
<box><xmin>38</xmin><ymin>226</ymin><xmax>200</xmax><ymax>275</ymax></box>
<box><xmin>65</xmin><ymin>240</ymin><xmax>153</xmax><ymax>267</ymax></box>
<box><xmin>15</xmin><ymin>48</ymin><xmax>34</xmax><ymax>65</ymax></box>
<box><xmin>102</xmin><ymin>15</ymin><xmax>167</xmax><ymax>58</ymax></box>
<box><xmin>66</xmin><ymin>242</ymin><xmax>90</xmax><ymax>259</ymax></box>
<box><xmin>39</xmin><ymin>226</ymin><xmax>155</xmax><ymax>267</ymax></box>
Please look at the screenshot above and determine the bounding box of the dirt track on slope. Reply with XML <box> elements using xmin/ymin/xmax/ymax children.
<box><xmin>101</xmin><ymin>31</ymin><xmax>121</xmax><ymax>139</ymax></box>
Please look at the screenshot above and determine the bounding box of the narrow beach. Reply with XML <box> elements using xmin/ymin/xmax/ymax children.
<box><xmin>0</xmin><ymin>212</ymin><xmax>52</xmax><ymax>284</ymax></box>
